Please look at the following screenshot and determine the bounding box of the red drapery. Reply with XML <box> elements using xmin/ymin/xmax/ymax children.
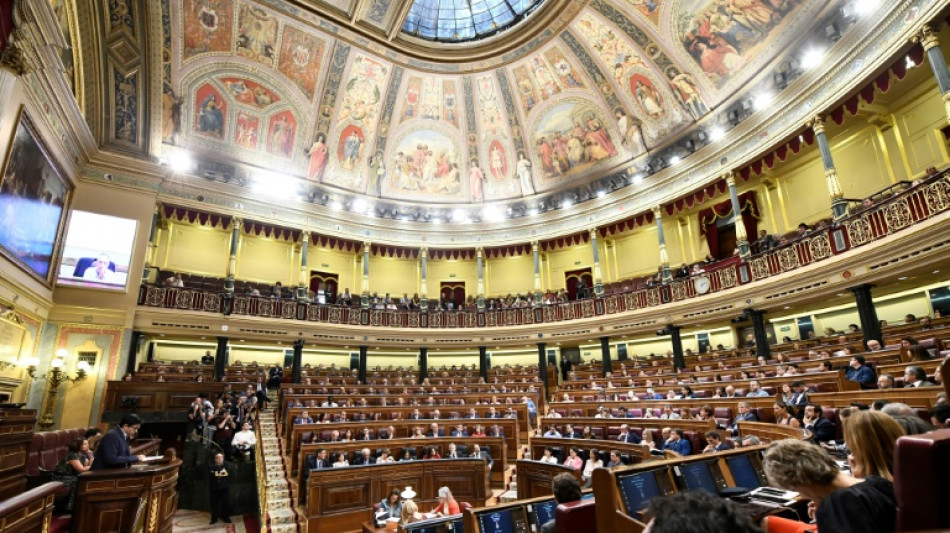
<box><xmin>162</xmin><ymin>205</ymin><xmax>232</xmax><ymax>229</ymax></box>
<box><xmin>698</xmin><ymin>191</ymin><xmax>760</xmax><ymax>258</ymax></box>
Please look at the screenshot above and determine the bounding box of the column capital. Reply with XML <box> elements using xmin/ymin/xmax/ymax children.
<box><xmin>154</xmin><ymin>202</ymin><xmax>162</xmax><ymax>214</ymax></box>
<box><xmin>588</xmin><ymin>227</ymin><xmax>598</xmax><ymax>239</ymax></box>
<box><xmin>652</xmin><ymin>205</ymin><xmax>663</xmax><ymax>219</ymax></box>
<box><xmin>531</xmin><ymin>240</ymin><xmax>539</xmax><ymax>251</ymax></box>
<box><xmin>362</xmin><ymin>241</ymin><xmax>371</xmax><ymax>252</ymax></box>
<box><xmin>916</xmin><ymin>24</ymin><xmax>940</xmax><ymax>51</ymax></box>
<box><xmin>300</xmin><ymin>231</ymin><xmax>309</xmax><ymax>244</ymax></box>
<box><xmin>476</xmin><ymin>246</ymin><xmax>484</xmax><ymax>255</ymax></box>
<box><xmin>420</xmin><ymin>247</ymin><xmax>428</xmax><ymax>257</ymax></box>
<box><xmin>232</xmin><ymin>216</ymin><xmax>243</xmax><ymax>227</ymax></box>
<box><xmin>807</xmin><ymin>115</ymin><xmax>826</xmax><ymax>135</ymax></box>
<box><xmin>724</xmin><ymin>170</ymin><xmax>738</xmax><ymax>187</ymax></box>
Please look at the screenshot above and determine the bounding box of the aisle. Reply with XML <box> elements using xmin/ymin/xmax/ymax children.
<box><xmin>170</xmin><ymin>509</ymin><xmax>259</xmax><ymax>532</ymax></box>
<box><xmin>257</xmin><ymin>408</ymin><xmax>304</xmax><ymax>533</ymax></box>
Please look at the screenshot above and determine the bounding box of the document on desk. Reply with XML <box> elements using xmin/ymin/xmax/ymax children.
<box><xmin>141</xmin><ymin>455</ymin><xmax>165</xmax><ymax>462</ymax></box>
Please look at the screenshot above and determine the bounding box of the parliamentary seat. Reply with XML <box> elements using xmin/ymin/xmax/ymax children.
<box><xmin>553</xmin><ymin>498</ymin><xmax>598</xmax><ymax>533</ymax></box>
<box><xmin>682</xmin><ymin>431</ymin><xmax>706</xmax><ymax>455</ymax></box>
<box><xmin>894</xmin><ymin>429</ymin><xmax>950</xmax><ymax>531</ymax></box>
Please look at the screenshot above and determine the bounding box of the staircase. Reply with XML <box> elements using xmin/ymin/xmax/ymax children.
<box><xmin>257</xmin><ymin>409</ymin><xmax>304</xmax><ymax>533</ymax></box>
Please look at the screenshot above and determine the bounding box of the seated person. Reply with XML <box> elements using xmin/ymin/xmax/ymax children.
<box><xmin>377</xmin><ymin>489</ymin><xmax>402</xmax><ymax>522</ymax></box>
<box><xmin>52</xmin><ymin>438</ymin><xmax>94</xmax><ymax>512</ymax></box>
<box><xmin>400</xmin><ymin>497</ymin><xmax>423</xmax><ymax>526</ymax></box>
<box><xmin>470</xmin><ymin>443</ymin><xmax>493</xmax><ymax>469</ymax></box>
<box><xmin>231</xmin><ymin>421</ymin><xmax>256</xmax><ymax>460</ymax></box>
<box><xmin>201</xmin><ymin>350</ymin><xmax>215</xmax><ymax>365</ymax></box>
<box><xmin>845</xmin><ymin>355</ymin><xmax>877</xmax><ymax>387</ymax></box>
<box><xmin>662</xmin><ymin>428</ymin><xmax>692</xmax><ymax>456</ymax></box>
<box><xmin>801</xmin><ymin>404</ymin><xmax>835</xmax><ymax>444</ymax></box>
<box><xmin>702</xmin><ymin>430</ymin><xmax>733</xmax><ymax>453</ymax></box>
<box><xmin>432</xmin><ymin>486</ymin><xmax>460</xmax><ymax>516</ymax></box>
<box><xmin>643</xmin><ymin>490</ymin><xmax>760</xmax><ymax>532</ymax></box>
<box><xmin>540</xmin><ymin>473</ymin><xmax>582</xmax><ymax>533</ymax></box>
<box><xmin>538</xmin><ymin>447</ymin><xmax>558</xmax><ymax>464</ymax></box>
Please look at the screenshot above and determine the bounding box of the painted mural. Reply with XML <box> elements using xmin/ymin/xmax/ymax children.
<box><xmin>194</xmin><ymin>83</ymin><xmax>226</xmax><ymax>139</ymax></box>
<box><xmin>182</xmin><ymin>0</ymin><xmax>233</xmax><ymax>59</ymax></box>
<box><xmin>220</xmin><ymin>77</ymin><xmax>280</xmax><ymax>109</ymax></box>
<box><xmin>50</xmin><ymin>0</ymin><xmax>77</xmax><ymax>96</ymax></box>
<box><xmin>630</xmin><ymin>0</ymin><xmax>663</xmax><ymax>24</ymax></box>
<box><xmin>265</xmin><ymin>110</ymin><xmax>296</xmax><ymax>158</ymax></box>
<box><xmin>668</xmin><ymin>70</ymin><xmax>708</xmax><ymax>119</ymax></box>
<box><xmin>511</xmin><ymin>47</ymin><xmax>591</xmax><ymax>115</ymax></box>
<box><xmin>544</xmin><ymin>47</ymin><xmax>587</xmax><ymax>90</ymax></box>
<box><xmin>574</xmin><ymin>13</ymin><xmax>648</xmax><ymax>83</ymax></box>
<box><xmin>277</xmin><ymin>25</ymin><xmax>326</xmax><ymax>100</ymax></box>
<box><xmin>678</xmin><ymin>0</ymin><xmax>804</xmax><ymax>87</ymax></box>
<box><xmin>306</xmin><ymin>134</ymin><xmax>329</xmax><ymax>181</ymax></box>
<box><xmin>476</xmin><ymin>75</ymin><xmax>508</xmax><ymax>142</ymax></box>
<box><xmin>399</xmin><ymin>77</ymin><xmax>459</xmax><ymax>129</ymax></box>
<box><xmin>533</xmin><ymin>100</ymin><xmax>619</xmax><ymax>182</ymax></box>
<box><xmin>385</xmin><ymin>129</ymin><xmax>463</xmax><ymax>201</ymax></box>
<box><xmin>235</xmin><ymin>3</ymin><xmax>279</xmax><ymax>66</ymax></box>
<box><xmin>234</xmin><ymin>112</ymin><xmax>260</xmax><ymax>150</ymax></box>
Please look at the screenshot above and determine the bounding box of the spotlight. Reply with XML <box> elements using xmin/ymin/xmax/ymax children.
<box><xmin>851</xmin><ymin>0</ymin><xmax>879</xmax><ymax>17</ymax></box>
<box><xmin>330</xmin><ymin>200</ymin><xmax>343</xmax><ymax>211</ymax></box>
<box><xmin>597</xmin><ymin>189</ymin><xmax>607</xmax><ymax>198</ymax></box>
<box><xmin>801</xmin><ymin>48</ymin><xmax>825</xmax><ymax>70</ymax></box>
<box><xmin>167</xmin><ymin>151</ymin><xmax>194</xmax><ymax>174</ymax></box>
<box><xmin>351</xmin><ymin>198</ymin><xmax>366</xmax><ymax>213</ymax></box>
<box><xmin>562</xmin><ymin>198</ymin><xmax>574</xmax><ymax>208</ymax></box>
<box><xmin>753</xmin><ymin>92</ymin><xmax>773</xmax><ymax>111</ymax></box>
<box><xmin>708</xmin><ymin>127</ymin><xmax>725</xmax><ymax>142</ymax></box>
<box><xmin>669</xmin><ymin>155</ymin><xmax>682</xmax><ymax>166</ymax></box>
<box><xmin>825</xmin><ymin>23</ymin><xmax>840</xmax><ymax>42</ymax></box>
<box><xmin>632</xmin><ymin>174</ymin><xmax>644</xmax><ymax>185</ymax></box>
<box><xmin>773</xmin><ymin>72</ymin><xmax>787</xmax><ymax>89</ymax></box>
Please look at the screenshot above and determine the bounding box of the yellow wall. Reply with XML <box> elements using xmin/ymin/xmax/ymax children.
<box><xmin>613</xmin><ymin>227</ymin><xmax>659</xmax><ymax>279</ymax></box>
<box><xmin>161</xmin><ymin>223</ymin><xmax>230</xmax><ymax>277</ymax></box>
<box><xmin>426</xmin><ymin>259</ymin><xmax>477</xmax><ymax>300</ymax></box>
<box><xmin>368</xmin><ymin>256</ymin><xmax>419</xmax><ymax>297</ymax></box>
<box><xmin>236</xmin><ymin>236</ymin><xmax>297</xmax><ymax>284</ymax></box>
<box><xmin>545</xmin><ymin>244</ymin><xmax>592</xmax><ymax>290</ymax></box>
<box><xmin>307</xmin><ymin>246</ymin><xmax>358</xmax><ymax>293</ymax></box>
<box><xmin>486</xmin><ymin>254</ymin><xmax>533</xmax><ymax>296</ymax></box>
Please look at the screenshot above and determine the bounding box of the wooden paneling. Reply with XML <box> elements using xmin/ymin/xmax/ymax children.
<box><xmin>515</xmin><ymin>459</ymin><xmax>581</xmax><ymax>500</ymax></box>
<box><xmin>307</xmin><ymin>459</ymin><xmax>488</xmax><ymax>533</ymax></box>
<box><xmin>71</xmin><ymin>459</ymin><xmax>182</xmax><ymax>533</ymax></box>
<box><xmin>0</xmin><ymin>482</ymin><xmax>60</xmax><ymax>533</ymax></box>
<box><xmin>0</xmin><ymin>409</ymin><xmax>36</xmax><ymax>502</ymax></box>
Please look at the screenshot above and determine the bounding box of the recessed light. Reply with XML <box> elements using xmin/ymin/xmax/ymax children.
<box><xmin>934</xmin><ymin>270</ymin><xmax>941</xmax><ymax>274</ymax></box>
<box><xmin>669</xmin><ymin>156</ymin><xmax>682</xmax><ymax>165</ymax></box>
<box><xmin>708</xmin><ymin>127</ymin><xmax>725</xmax><ymax>142</ymax></box>
<box><xmin>754</xmin><ymin>92</ymin><xmax>774</xmax><ymax>110</ymax></box>
<box><xmin>801</xmin><ymin>48</ymin><xmax>825</xmax><ymax>69</ymax></box>
<box><xmin>898</xmin><ymin>276</ymin><xmax>908</xmax><ymax>281</ymax></box>
<box><xmin>783</xmin><ymin>306</ymin><xmax>790</xmax><ymax>310</ymax></box>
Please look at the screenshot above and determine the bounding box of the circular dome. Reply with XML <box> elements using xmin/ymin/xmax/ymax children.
<box><xmin>401</xmin><ymin>0</ymin><xmax>547</xmax><ymax>43</ymax></box>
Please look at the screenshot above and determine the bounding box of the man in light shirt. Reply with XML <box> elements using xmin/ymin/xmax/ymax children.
<box><xmin>231</xmin><ymin>422</ymin><xmax>256</xmax><ymax>460</ymax></box>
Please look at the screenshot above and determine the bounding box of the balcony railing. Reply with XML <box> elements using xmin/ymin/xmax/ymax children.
<box><xmin>138</xmin><ymin>172</ymin><xmax>950</xmax><ymax>328</ymax></box>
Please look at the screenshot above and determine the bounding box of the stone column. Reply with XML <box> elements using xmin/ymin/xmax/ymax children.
<box><xmin>726</xmin><ymin>172</ymin><xmax>751</xmax><ymax>258</ymax></box>
<box><xmin>750</xmin><ymin>310</ymin><xmax>771</xmax><ymax>360</ymax></box>
<box><xmin>144</xmin><ymin>204</ymin><xmax>160</xmax><ymax>282</ymax></box>
<box><xmin>849</xmin><ymin>285</ymin><xmax>883</xmax><ymax>350</ymax></box>
<box><xmin>126</xmin><ymin>332</ymin><xmax>143</xmax><ymax>376</ymax></box>
<box><xmin>669</xmin><ymin>326</ymin><xmax>684</xmax><ymax>370</ymax></box>
<box><xmin>653</xmin><ymin>207</ymin><xmax>672</xmax><ymax>283</ymax></box>
<box><xmin>418</xmin><ymin>347</ymin><xmax>429</xmax><ymax>384</ymax></box>
<box><xmin>590</xmin><ymin>228</ymin><xmax>604</xmax><ymax>297</ymax></box>
<box><xmin>358</xmin><ymin>346</ymin><xmax>368</xmax><ymax>384</ymax></box>
<box><xmin>225</xmin><ymin>218</ymin><xmax>241</xmax><ymax>293</ymax></box>
<box><xmin>599</xmin><ymin>336</ymin><xmax>611</xmax><ymax>377</ymax></box>
<box><xmin>296</xmin><ymin>232</ymin><xmax>309</xmax><ymax>300</ymax></box>
<box><xmin>532</xmin><ymin>241</ymin><xmax>542</xmax><ymax>304</ymax></box>
<box><xmin>537</xmin><ymin>342</ymin><xmax>548</xmax><ymax>397</ymax></box>
<box><xmin>917</xmin><ymin>24</ymin><xmax>950</xmax><ymax>123</ymax></box>
<box><xmin>478</xmin><ymin>346</ymin><xmax>489</xmax><ymax>382</ymax></box>
<box><xmin>420</xmin><ymin>248</ymin><xmax>429</xmax><ymax>312</ymax></box>
<box><xmin>476</xmin><ymin>247</ymin><xmax>485</xmax><ymax>310</ymax></box>
<box><xmin>214</xmin><ymin>337</ymin><xmax>229</xmax><ymax>380</ymax></box>
<box><xmin>291</xmin><ymin>340</ymin><xmax>303</xmax><ymax>384</ymax></box>
<box><xmin>808</xmin><ymin>116</ymin><xmax>847</xmax><ymax>220</ymax></box>
<box><xmin>361</xmin><ymin>242</ymin><xmax>371</xmax><ymax>308</ymax></box>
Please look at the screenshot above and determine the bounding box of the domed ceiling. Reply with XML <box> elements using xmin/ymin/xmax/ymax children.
<box><xmin>160</xmin><ymin>0</ymin><xmax>831</xmax><ymax>206</ymax></box>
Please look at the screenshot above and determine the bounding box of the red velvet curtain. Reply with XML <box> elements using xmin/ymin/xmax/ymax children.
<box><xmin>698</xmin><ymin>192</ymin><xmax>759</xmax><ymax>258</ymax></box>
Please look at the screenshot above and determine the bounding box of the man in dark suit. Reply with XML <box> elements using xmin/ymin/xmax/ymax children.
<box><xmin>702</xmin><ymin>430</ymin><xmax>733</xmax><ymax>453</ymax></box>
<box><xmin>789</xmin><ymin>381</ymin><xmax>809</xmax><ymax>413</ymax></box>
<box><xmin>444</xmin><ymin>443</ymin><xmax>461</xmax><ymax>459</ymax></box>
<box><xmin>352</xmin><ymin>448</ymin><xmax>376</xmax><ymax>465</ymax></box>
<box><xmin>470</xmin><ymin>444</ymin><xmax>493</xmax><ymax>470</ymax></box>
<box><xmin>209</xmin><ymin>452</ymin><xmax>235</xmax><ymax>524</ymax></box>
<box><xmin>306</xmin><ymin>449</ymin><xmax>330</xmax><ymax>471</ymax></box>
<box><xmin>802</xmin><ymin>404</ymin><xmax>836</xmax><ymax>443</ymax></box>
<box><xmin>540</xmin><ymin>473</ymin><xmax>582</xmax><ymax>533</ymax></box>
<box><xmin>617</xmin><ymin>424</ymin><xmax>642</xmax><ymax>444</ymax></box>
<box><xmin>427</xmin><ymin>423</ymin><xmax>444</xmax><ymax>437</ymax></box>
<box><xmin>92</xmin><ymin>414</ymin><xmax>146</xmax><ymax>469</ymax></box>
<box><xmin>267</xmin><ymin>364</ymin><xmax>283</xmax><ymax>389</ymax></box>
<box><xmin>727</xmin><ymin>402</ymin><xmax>759</xmax><ymax>437</ymax></box>
<box><xmin>450</xmin><ymin>425</ymin><xmax>468</xmax><ymax>437</ymax></box>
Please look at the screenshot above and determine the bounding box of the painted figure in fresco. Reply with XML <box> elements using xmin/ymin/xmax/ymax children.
<box><xmin>198</xmin><ymin>94</ymin><xmax>224</xmax><ymax>137</ymax></box>
<box><xmin>306</xmin><ymin>134</ymin><xmax>329</xmax><ymax>180</ymax></box>
<box><xmin>489</xmin><ymin>144</ymin><xmax>505</xmax><ymax>180</ymax></box>
<box><xmin>369</xmin><ymin>152</ymin><xmax>385</xmax><ymax>196</ymax></box>
<box><xmin>634</xmin><ymin>80</ymin><xmax>664</xmax><ymax>119</ymax></box>
<box><xmin>669</xmin><ymin>72</ymin><xmax>708</xmax><ymax>119</ymax></box>
<box><xmin>615</xmin><ymin>110</ymin><xmax>646</xmax><ymax>155</ymax></box>
<box><xmin>469</xmin><ymin>160</ymin><xmax>486</xmax><ymax>202</ymax></box>
<box><xmin>516</xmin><ymin>152</ymin><xmax>535</xmax><ymax>196</ymax></box>
<box><xmin>162</xmin><ymin>89</ymin><xmax>182</xmax><ymax>142</ymax></box>
<box><xmin>341</xmin><ymin>130</ymin><xmax>363</xmax><ymax>171</ymax></box>
<box><xmin>268</xmin><ymin>115</ymin><xmax>294</xmax><ymax>157</ymax></box>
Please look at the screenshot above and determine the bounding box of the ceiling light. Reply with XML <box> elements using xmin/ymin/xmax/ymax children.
<box><xmin>906</xmin><ymin>55</ymin><xmax>916</xmax><ymax>69</ymax></box>
<box><xmin>167</xmin><ymin>151</ymin><xmax>194</xmax><ymax>174</ymax></box>
<box><xmin>351</xmin><ymin>198</ymin><xmax>366</xmax><ymax>213</ymax></box>
<box><xmin>253</xmin><ymin>171</ymin><xmax>299</xmax><ymax>199</ymax></box>
<box><xmin>330</xmin><ymin>201</ymin><xmax>343</xmax><ymax>211</ymax></box>
<box><xmin>632</xmin><ymin>174</ymin><xmax>644</xmax><ymax>184</ymax></box>
<box><xmin>597</xmin><ymin>189</ymin><xmax>607</xmax><ymax>198</ymax></box>
<box><xmin>669</xmin><ymin>156</ymin><xmax>682</xmax><ymax>165</ymax></box>
<box><xmin>482</xmin><ymin>206</ymin><xmax>503</xmax><ymax>222</ymax></box>
<box><xmin>709</xmin><ymin>127</ymin><xmax>725</xmax><ymax>141</ymax></box>
<box><xmin>528</xmin><ymin>208</ymin><xmax>539</xmax><ymax>217</ymax></box>
<box><xmin>934</xmin><ymin>270</ymin><xmax>941</xmax><ymax>274</ymax></box>
<box><xmin>754</xmin><ymin>93</ymin><xmax>774</xmax><ymax>110</ymax></box>
<box><xmin>852</xmin><ymin>0</ymin><xmax>879</xmax><ymax>16</ymax></box>
<box><xmin>783</xmin><ymin>306</ymin><xmax>790</xmax><ymax>310</ymax></box>
<box><xmin>801</xmin><ymin>48</ymin><xmax>825</xmax><ymax>69</ymax></box>
<box><xmin>898</xmin><ymin>276</ymin><xmax>908</xmax><ymax>281</ymax></box>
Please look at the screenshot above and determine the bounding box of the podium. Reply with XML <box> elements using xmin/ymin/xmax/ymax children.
<box><xmin>71</xmin><ymin>457</ymin><xmax>182</xmax><ymax>533</ymax></box>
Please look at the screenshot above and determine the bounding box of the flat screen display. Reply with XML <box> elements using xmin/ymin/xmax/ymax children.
<box><xmin>532</xmin><ymin>499</ymin><xmax>557</xmax><ymax>528</ymax></box>
<box><xmin>680</xmin><ymin>462</ymin><xmax>719</xmax><ymax>493</ymax></box>
<box><xmin>618</xmin><ymin>470</ymin><xmax>662</xmax><ymax>513</ymax></box>
<box><xmin>446</xmin><ymin>517</ymin><xmax>464</xmax><ymax>532</ymax></box>
<box><xmin>477</xmin><ymin>509</ymin><xmax>516</xmax><ymax>533</ymax></box>
<box><xmin>56</xmin><ymin>210</ymin><xmax>137</xmax><ymax>290</ymax></box>
<box><xmin>726</xmin><ymin>454</ymin><xmax>762</xmax><ymax>490</ymax></box>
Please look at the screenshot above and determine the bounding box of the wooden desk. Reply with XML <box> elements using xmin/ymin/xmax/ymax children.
<box><xmin>737</xmin><ymin>421</ymin><xmax>806</xmax><ymax>442</ymax></box>
<box><xmin>290</xmin><ymin>419</ymin><xmax>519</xmax><ymax>474</ymax></box>
<box><xmin>529</xmin><ymin>438</ymin><xmax>651</xmax><ymax>470</ymax></box>
<box><xmin>296</xmin><ymin>436</ymin><xmax>506</xmax><ymax>500</ymax></box>
<box><xmin>514</xmin><ymin>459</ymin><xmax>582</xmax><ymax>499</ymax></box>
<box><xmin>0</xmin><ymin>408</ymin><xmax>36</xmax><ymax>501</ymax></box>
<box><xmin>71</xmin><ymin>458</ymin><xmax>182</xmax><ymax>533</ymax></box>
<box><xmin>307</xmin><ymin>459</ymin><xmax>488</xmax><ymax>533</ymax></box>
<box><xmin>0</xmin><ymin>481</ymin><xmax>61</xmax><ymax>533</ymax></box>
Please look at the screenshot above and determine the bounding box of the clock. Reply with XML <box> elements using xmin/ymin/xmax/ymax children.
<box><xmin>694</xmin><ymin>275</ymin><xmax>711</xmax><ymax>294</ymax></box>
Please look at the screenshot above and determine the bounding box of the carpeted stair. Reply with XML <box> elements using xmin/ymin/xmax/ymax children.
<box><xmin>257</xmin><ymin>409</ymin><xmax>304</xmax><ymax>533</ymax></box>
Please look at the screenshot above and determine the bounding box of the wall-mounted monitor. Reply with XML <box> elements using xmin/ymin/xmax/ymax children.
<box><xmin>56</xmin><ymin>210</ymin><xmax>137</xmax><ymax>291</ymax></box>
<box><xmin>725</xmin><ymin>453</ymin><xmax>767</xmax><ymax>490</ymax></box>
<box><xmin>475</xmin><ymin>506</ymin><xmax>529</xmax><ymax>533</ymax></box>
<box><xmin>618</xmin><ymin>469</ymin><xmax>664</xmax><ymax>514</ymax></box>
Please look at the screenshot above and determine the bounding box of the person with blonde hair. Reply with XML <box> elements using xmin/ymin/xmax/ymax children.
<box><xmin>400</xmin><ymin>497</ymin><xmax>422</xmax><ymax>526</ymax></box>
<box><xmin>432</xmin><ymin>486</ymin><xmax>460</xmax><ymax>516</ymax></box>
<box><xmin>761</xmin><ymin>413</ymin><xmax>900</xmax><ymax>533</ymax></box>
<box><xmin>843</xmin><ymin>410</ymin><xmax>903</xmax><ymax>480</ymax></box>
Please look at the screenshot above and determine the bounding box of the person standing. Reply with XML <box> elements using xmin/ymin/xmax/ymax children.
<box><xmin>92</xmin><ymin>414</ymin><xmax>146</xmax><ymax>470</ymax></box>
<box><xmin>209</xmin><ymin>453</ymin><xmax>235</xmax><ymax>524</ymax></box>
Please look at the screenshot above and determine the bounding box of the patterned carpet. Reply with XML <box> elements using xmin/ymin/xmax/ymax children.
<box><xmin>171</xmin><ymin>509</ymin><xmax>260</xmax><ymax>533</ymax></box>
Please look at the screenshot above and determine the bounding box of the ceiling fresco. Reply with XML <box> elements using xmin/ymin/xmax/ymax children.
<box><xmin>156</xmin><ymin>0</ymin><xmax>831</xmax><ymax>206</ymax></box>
